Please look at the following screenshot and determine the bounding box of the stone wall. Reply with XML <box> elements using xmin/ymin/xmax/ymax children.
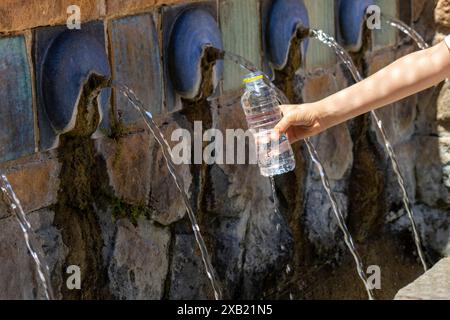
<box><xmin>0</xmin><ymin>0</ymin><xmax>449</xmax><ymax>300</ymax></box>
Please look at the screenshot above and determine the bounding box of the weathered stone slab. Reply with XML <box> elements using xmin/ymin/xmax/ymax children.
<box><xmin>435</xmin><ymin>0</ymin><xmax>450</xmax><ymax>28</ymax></box>
<box><xmin>416</xmin><ymin>136</ymin><xmax>450</xmax><ymax>207</ymax></box>
<box><xmin>3</xmin><ymin>156</ymin><xmax>61</xmax><ymax>214</ymax></box>
<box><xmin>108</xmin><ymin>218</ymin><xmax>170</xmax><ymax>300</ymax></box>
<box><xmin>168</xmin><ymin>234</ymin><xmax>213</xmax><ymax>300</ymax></box>
<box><xmin>0</xmin><ymin>215</ymin><xmax>40</xmax><ymax>299</ymax></box>
<box><xmin>304</xmin><ymin>0</ymin><xmax>336</xmax><ymax>69</ymax></box>
<box><xmin>0</xmin><ymin>209</ymin><xmax>65</xmax><ymax>300</ymax></box>
<box><xmin>220</xmin><ymin>0</ymin><xmax>262</xmax><ymax>92</ymax></box>
<box><xmin>107</xmin><ymin>0</ymin><xmax>184</xmax><ymax>18</ymax></box>
<box><xmin>109</xmin><ymin>13</ymin><xmax>163</xmax><ymax>123</ymax></box>
<box><xmin>395</xmin><ymin>257</ymin><xmax>450</xmax><ymax>300</ymax></box>
<box><xmin>96</xmin><ymin>132</ymin><xmax>152</xmax><ymax>205</ymax></box>
<box><xmin>0</xmin><ymin>36</ymin><xmax>35</xmax><ymax>162</ymax></box>
<box><xmin>0</xmin><ymin>0</ymin><xmax>105</xmax><ymax>33</ymax></box>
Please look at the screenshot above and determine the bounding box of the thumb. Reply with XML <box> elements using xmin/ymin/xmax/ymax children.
<box><xmin>274</xmin><ymin>112</ymin><xmax>296</xmax><ymax>137</ymax></box>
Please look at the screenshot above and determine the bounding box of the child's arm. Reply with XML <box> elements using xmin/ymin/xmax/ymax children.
<box><xmin>274</xmin><ymin>39</ymin><xmax>450</xmax><ymax>143</ymax></box>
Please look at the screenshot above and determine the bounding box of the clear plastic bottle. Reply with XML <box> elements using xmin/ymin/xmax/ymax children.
<box><xmin>241</xmin><ymin>72</ymin><xmax>296</xmax><ymax>177</ymax></box>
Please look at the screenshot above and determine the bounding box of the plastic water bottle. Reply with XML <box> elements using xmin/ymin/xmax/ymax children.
<box><xmin>241</xmin><ymin>72</ymin><xmax>296</xmax><ymax>177</ymax></box>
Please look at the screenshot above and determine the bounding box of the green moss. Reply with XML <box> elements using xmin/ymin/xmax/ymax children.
<box><xmin>111</xmin><ymin>197</ymin><xmax>152</xmax><ymax>226</ymax></box>
<box><xmin>107</xmin><ymin>120</ymin><xmax>128</xmax><ymax>141</ymax></box>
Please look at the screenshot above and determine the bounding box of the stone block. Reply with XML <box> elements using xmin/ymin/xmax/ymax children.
<box><xmin>0</xmin><ymin>36</ymin><xmax>35</xmax><ymax>162</ymax></box>
<box><xmin>366</xmin><ymin>49</ymin><xmax>395</xmax><ymax>76</ymax></box>
<box><xmin>0</xmin><ymin>215</ymin><xmax>42</xmax><ymax>299</ymax></box>
<box><xmin>0</xmin><ymin>0</ymin><xmax>105</xmax><ymax>33</ymax></box>
<box><xmin>148</xmin><ymin>120</ymin><xmax>192</xmax><ymax>225</ymax></box>
<box><xmin>395</xmin><ymin>257</ymin><xmax>450</xmax><ymax>299</ymax></box>
<box><xmin>108</xmin><ymin>218</ymin><xmax>170</xmax><ymax>299</ymax></box>
<box><xmin>4</xmin><ymin>156</ymin><xmax>61</xmax><ymax>214</ymax></box>
<box><xmin>168</xmin><ymin>234</ymin><xmax>213</xmax><ymax>299</ymax></box>
<box><xmin>97</xmin><ymin>120</ymin><xmax>191</xmax><ymax>225</ymax></box>
<box><xmin>29</xmin><ymin>209</ymin><xmax>68</xmax><ymax>299</ymax></box>
<box><xmin>304</xmin><ymin>189</ymin><xmax>349</xmax><ymax>252</ymax></box>
<box><xmin>220</xmin><ymin>0</ymin><xmax>262</xmax><ymax>92</ymax></box>
<box><xmin>106</xmin><ymin>0</ymin><xmax>186</xmax><ymax>18</ymax></box>
<box><xmin>302</xmin><ymin>72</ymin><xmax>353</xmax><ymax>181</ymax></box>
<box><xmin>435</xmin><ymin>0</ymin><xmax>450</xmax><ymax>28</ymax></box>
<box><xmin>437</xmin><ymin>84</ymin><xmax>450</xmax><ymax>134</ymax></box>
<box><xmin>96</xmin><ymin>132</ymin><xmax>152</xmax><ymax>205</ymax></box>
<box><xmin>302</xmin><ymin>71</ymin><xmax>339</xmax><ymax>102</ymax></box>
<box><xmin>315</xmin><ymin>124</ymin><xmax>354</xmax><ymax>181</ymax></box>
<box><xmin>109</xmin><ymin>13</ymin><xmax>163</xmax><ymax>124</ymax></box>
<box><xmin>304</xmin><ymin>0</ymin><xmax>336</xmax><ymax>69</ymax></box>
<box><xmin>0</xmin><ymin>209</ymin><xmax>65</xmax><ymax>299</ymax></box>
<box><xmin>415</xmin><ymin>136</ymin><xmax>450</xmax><ymax>206</ymax></box>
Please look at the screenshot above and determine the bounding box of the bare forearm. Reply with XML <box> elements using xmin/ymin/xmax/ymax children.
<box><xmin>321</xmin><ymin>41</ymin><xmax>450</xmax><ymax>128</ymax></box>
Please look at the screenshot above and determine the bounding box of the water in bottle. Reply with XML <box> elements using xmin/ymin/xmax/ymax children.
<box><xmin>241</xmin><ymin>72</ymin><xmax>296</xmax><ymax>177</ymax></box>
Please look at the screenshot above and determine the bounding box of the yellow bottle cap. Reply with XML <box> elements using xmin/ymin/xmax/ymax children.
<box><xmin>243</xmin><ymin>74</ymin><xmax>264</xmax><ymax>84</ymax></box>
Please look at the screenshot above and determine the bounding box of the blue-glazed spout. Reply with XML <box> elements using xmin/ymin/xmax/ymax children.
<box><xmin>168</xmin><ymin>8</ymin><xmax>223</xmax><ymax>100</ymax></box>
<box><xmin>41</xmin><ymin>30</ymin><xmax>111</xmax><ymax>135</ymax></box>
<box><xmin>339</xmin><ymin>0</ymin><xmax>375</xmax><ymax>52</ymax></box>
<box><xmin>266</xmin><ymin>0</ymin><xmax>310</xmax><ymax>70</ymax></box>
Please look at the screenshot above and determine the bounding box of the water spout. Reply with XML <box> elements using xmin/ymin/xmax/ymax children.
<box><xmin>167</xmin><ymin>7</ymin><xmax>223</xmax><ymax>100</ymax></box>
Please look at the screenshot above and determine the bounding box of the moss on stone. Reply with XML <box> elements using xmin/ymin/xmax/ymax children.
<box><xmin>53</xmin><ymin>74</ymin><xmax>113</xmax><ymax>300</ymax></box>
<box><xmin>111</xmin><ymin>197</ymin><xmax>152</xmax><ymax>226</ymax></box>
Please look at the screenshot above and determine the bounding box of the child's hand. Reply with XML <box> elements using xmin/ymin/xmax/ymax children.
<box><xmin>274</xmin><ymin>103</ymin><xmax>329</xmax><ymax>143</ymax></box>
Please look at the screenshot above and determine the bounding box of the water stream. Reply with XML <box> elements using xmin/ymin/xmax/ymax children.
<box><xmin>213</xmin><ymin>48</ymin><xmax>375</xmax><ymax>299</ymax></box>
<box><xmin>113</xmin><ymin>83</ymin><xmax>222</xmax><ymax>300</ymax></box>
<box><xmin>384</xmin><ymin>15</ymin><xmax>429</xmax><ymax>50</ymax></box>
<box><xmin>309</xmin><ymin>29</ymin><xmax>428</xmax><ymax>272</ymax></box>
<box><xmin>0</xmin><ymin>174</ymin><xmax>54</xmax><ymax>300</ymax></box>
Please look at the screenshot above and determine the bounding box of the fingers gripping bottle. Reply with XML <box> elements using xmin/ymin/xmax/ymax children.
<box><xmin>241</xmin><ymin>72</ymin><xmax>296</xmax><ymax>177</ymax></box>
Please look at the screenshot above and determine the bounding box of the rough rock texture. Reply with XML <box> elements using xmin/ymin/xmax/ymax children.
<box><xmin>0</xmin><ymin>209</ymin><xmax>66</xmax><ymax>300</ymax></box>
<box><xmin>435</xmin><ymin>0</ymin><xmax>450</xmax><ymax>28</ymax></box>
<box><xmin>108</xmin><ymin>218</ymin><xmax>170</xmax><ymax>299</ymax></box>
<box><xmin>395</xmin><ymin>257</ymin><xmax>450</xmax><ymax>299</ymax></box>
<box><xmin>4</xmin><ymin>155</ymin><xmax>61</xmax><ymax>213</ymax></box>
<box><xmin>168</xmin><ymin>234</ymin><xmax>213</xmax><ymax>300</ymax></box>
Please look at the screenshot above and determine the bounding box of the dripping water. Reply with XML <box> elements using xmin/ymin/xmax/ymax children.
<box><xmin>0</xmin><ymin>175</ymin><xmax>54</xmax><ymax>300</ymax></box>
<box><xmin>309</xmin><ymin>29</ymin><xmax>428</xmax><ymax>272</ymax></box>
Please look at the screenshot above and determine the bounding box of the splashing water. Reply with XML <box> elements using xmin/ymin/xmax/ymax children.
<box><xmin>0</xmin><ymin>175</ymin><xmax>54</xmax><ymax>300</ymax></box>
<box><xmin>310</xmin><ymin>29</ymin><xmax>428</xmax><ymax>272</ymax></box>
<box><xmin>213</xmin><ymin>48</ymin><xmax>375</xmax><ymax>299</ymax></box>
<box><xmin>112</xmin><ymin>83</ymin><xmax>222</xmax><ymax>300</ymax></box>
<box><xmin>383</xmin><ymin>15</ymin><xmax>429</xmax><ymax>50</ymax></box>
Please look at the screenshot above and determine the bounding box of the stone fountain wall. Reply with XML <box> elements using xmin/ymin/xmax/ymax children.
<box><xmin>0</xmin><ymin>0</ymin><xmax>448</xmax><ymax>300</ymax></box>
